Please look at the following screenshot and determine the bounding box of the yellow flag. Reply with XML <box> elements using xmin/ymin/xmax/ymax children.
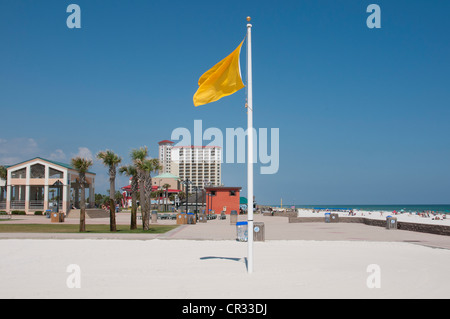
<box><xmin>193</xmin><ymin>40</ymin><xmax>245</xmax><ymax>106</ymax></box>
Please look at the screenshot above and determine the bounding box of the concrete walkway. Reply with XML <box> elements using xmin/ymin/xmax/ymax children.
<box><xmin>2</xmin><ymin>213</ymin><xmax>450</xmax><ymax>250</ymax></box>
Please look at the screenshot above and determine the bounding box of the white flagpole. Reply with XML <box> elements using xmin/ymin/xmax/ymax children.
<box><xmin>246</xmin><ymin>17</ymin><xmax>254</xmax><ymax>274</ymax></box>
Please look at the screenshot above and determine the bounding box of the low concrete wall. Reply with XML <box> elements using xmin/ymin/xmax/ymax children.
<box><xmin>288</xmin><ymin>216</ymin><xmax>450</xmax><ymax>236</ymax></box>
<box><xmin>262</xmin><ymin>211</ymin><xmax>297</xmax><ymax>218</ymax></box>
<box><xmin>396</xmin><ymin>222</ymin><xmax>450</xmax><ymax>236</ymax></box>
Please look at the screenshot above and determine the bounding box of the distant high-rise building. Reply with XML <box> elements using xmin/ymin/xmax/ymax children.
<box><xmin>158</xmin><ymin>140</ymin><xmax>174</xmax><ymax>174</ymax></box>
<box><xmin>158</xmin><ymin>140</ymin><xmax>221</xmax><ymax>189</ymax></box>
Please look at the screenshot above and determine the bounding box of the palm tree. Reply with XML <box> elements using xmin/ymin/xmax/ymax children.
<box><xmin>71</xmin><ymin>157</ymin><xmax>93</xmax><ymax>232</ymax></box>
<box><xmin>97</xmin><ymin>150</ymin><xmax>122</xmax><ymax>232</ymax></box>
<box><xmin>140</xmin><ymin>158</ymin><xmax>161</xmax><ymax>230</ymax></box>
<box><xmin>130</xmin><ymin>147</ymin><xmax>163</xmax><ymax>230</ymax></box>
<box><xmin>119</xmin><ymin>164</ymin><xmax>138</xmax><ymax>230</ymax></box>
<box><xmin>130</xmin><ymin>147</ymin><xmax>149</xmax><ymax>228</ymax></box>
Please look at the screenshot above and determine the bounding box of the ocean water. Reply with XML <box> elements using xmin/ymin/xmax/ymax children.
<box><xmin>274</xmin><ymin>204</ymin><xmax>450</xmax><ymax>214</ymax></box>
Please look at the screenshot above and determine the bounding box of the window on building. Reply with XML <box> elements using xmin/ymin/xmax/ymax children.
<box><xmin>49</xmin><ymin>168</ymin><xmax>63</xmax><ymax>179</ymax></box>
<box><xmin>30</xmin><ymin>164</ymin><xmax>45</xmax><ymax>179</ymax></box>
<box><xmin>230</xmin><ymin>190</ymin><xmax>236</xmax><ymax>196</ymax></box>
<box><xmin>11</xmin><ymin>168</ymin><xmax>26</xmax><ymax>179</ymax></box>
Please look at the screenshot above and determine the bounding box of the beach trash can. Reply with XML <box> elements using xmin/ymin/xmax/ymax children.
<box><xmin>198</xmin><ymin>214</ymin><xmax>207</xmax><ymax>223</ymax></box>
<box><xmin>230</xmin><ymin>210</ymin><xmax>238</xmax><ymax>225</ymax></box>
<box><xmin>187</xmin><ymin>212</ymin><xmax>196</xmax><ymax>224</ymax></box>
<box><xmin>51</xmin><ymin>212</ymin><xmax>64</xmax><ymax>223</ymax></box>
<box><xmin>236</xmin><ymin>221</ymin><xmax>248</xmax><ymax>242</ymax></box>
<box><xmin>330</xmin><ymin>213</ymin><xmax>339</xmax><ymax>223</ymax></box>
<box><xmin>325</xmin><ymin>213</ymin><xmax>331</xmax><ymax>223</ymax></box>
<box><xmin>253</xmin><ymin>222</ymin><xmax>265</xmax><ymax>242</ymax></box>
<box><xmin>151</xmin><ymin>210</ymin><xmax>158</xmax><ymax>223</ymax></box>
<box><xmin>176</xmin><ymin>213</ymin><xmax>187</xmax><ymax>225</ymax></box>
<box><xmin>386</xmin><ymin>216</ymin><xmax>397</xmax><ymax>230</ymax></box>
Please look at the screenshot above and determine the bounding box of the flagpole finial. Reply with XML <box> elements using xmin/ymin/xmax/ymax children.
<box><xmin>247</xmin><ymin>16</ymin><xmax>251</xmax><ymax>22</ymax></box>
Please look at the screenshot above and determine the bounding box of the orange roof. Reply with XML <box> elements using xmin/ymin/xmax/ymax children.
<box><xmin>158</xmin><ymin>140</ymin><xmax>174</xmax><ymax>144</ymax></box>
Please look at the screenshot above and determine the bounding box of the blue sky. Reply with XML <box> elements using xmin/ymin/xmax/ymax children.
<box><xmin>1</xmin><ymin>0</ymin><xmax>449</xmax><ymax>205</ymax></box>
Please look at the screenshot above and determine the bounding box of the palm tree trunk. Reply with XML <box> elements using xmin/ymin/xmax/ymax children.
<box><xmin>130</xmin><ymin>175</ymin><xmax>138</xmax><ymax>230</ymax></box>
<box><xmin>143</xmin><ymin>174</ymin><xmax>152</xmax><ymax>230</ymax></box>
<box><xmin>79</xmin><ymin>182</ymin><xmax>86</xmax><ymax>232</ymax></box>
<box><xmin>109</xmin><ymin>202</ymin><xmax>116</xmax><ymax>229</ymax></box>
<box><xmin>158</xmin><ymin>190</ymin><xmax>161</xmax><ymax>211</ymax></box>
<box><xmin>130</xmin><ymin>191</ymin><xmax>137</xmax><ymax>230</ymax></box>
<box><xmin>109</xmin><ymin>167</ymin><xmax>117</xmax><ymax>232</ymax></box>
<box><xmin>166</xmin><ymin>189</ymin><xmax>168</xmax><ymax>211</ymax></box>
<box><xmin>109</xmin><ymin>198</ymin><xmax>116</xmax><ymax>231</ymax></box>
<box><xmin>138</xmin><ymin>170</ymin><xmax>146</xmax><ymax>228</ymax></box>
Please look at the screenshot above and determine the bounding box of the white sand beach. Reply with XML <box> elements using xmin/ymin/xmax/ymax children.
<box><xmin>1</xmin><ymin>238</ymin><xmax>450</xmax><ymax>299</ymax></box>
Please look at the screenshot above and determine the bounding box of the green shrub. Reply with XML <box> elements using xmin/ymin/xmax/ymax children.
<box><xmin>34</xmin><ymin>211</ymin><xmax>43</xmax><ymax>215</ymax></box>
<box><xmin>11</xmin><ymin>211</ymin><xmax>26</xmax><ymax>215</ymax></box>
<box><xmin>0</xmin><ymin>212</ymin><xmax>8</xmax><ymax>215</ymax></box>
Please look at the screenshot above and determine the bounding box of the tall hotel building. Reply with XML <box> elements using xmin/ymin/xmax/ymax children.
<box><xmin>158</xmin><ymin>140</ymin><xmax>222</xmax><ymax>188</ymax></box>
<box><xmin>158</xmin><ymin>140</ymin><xmax>174</xmax><ymax>174</ymax></box>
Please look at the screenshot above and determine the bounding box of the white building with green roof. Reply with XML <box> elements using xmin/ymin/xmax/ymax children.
<box><xmin>0</xmin><ymin>157</ymin><xmax>95</xmax><ymax>214</ymax></box>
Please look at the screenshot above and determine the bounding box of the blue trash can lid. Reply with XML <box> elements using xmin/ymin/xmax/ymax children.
<box><xmin>236</xmin><ymin>221</ymin><xmax>248</xmax><ymax>226</ymax></box>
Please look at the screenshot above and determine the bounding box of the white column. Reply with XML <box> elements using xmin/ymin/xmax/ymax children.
<box><xmin>6</xmin><ymin>185</ymin><xmax>11</xmax><ymax>212</ymax></box>
<box><xmin>44</xmin><ymin>165</ymin><xmax>49</xmax><ymax>211</ymax></box>
<box><xmin>25</xmin><ymin>165</ymin><xmax>30</xmax><ymax>213</ymax></box>
<box><xmin>62</xmin><ymin>171</ymin><xmax>68</xmax><ymax>213</ymax></box>
<box><xmin>44</xmin><ymin>185</ymin><xmax>49</xmax><ymax>211</ymax></box>
<box><xmin>6</xmin><ymin>169</ymin><xmax>11</xmax><ymax>212</ymax></box>
<box><xmin>89</xmin><ymin>179</ymin><xmax>95</xmax><ymax>208</ymax></box>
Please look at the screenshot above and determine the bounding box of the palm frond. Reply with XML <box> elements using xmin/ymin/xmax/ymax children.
<box><xmin>71</xmin><ymin>157</ymin><xmax>93</xmax><ymax>173</ymax></box>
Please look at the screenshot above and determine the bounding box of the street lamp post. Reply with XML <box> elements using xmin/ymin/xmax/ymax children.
<box><xmin>182</xmin><ymin>179</ymin><xmax>192</xmax><ymax>213</ymax></box>
<box><xmin>53</xmin><ymin>180</ymin><xmax>63</xmax><ymax>213</ymax></box>
<box><xmin>208</xmin><ymin>191</ymin><xmax>214</xmax><ymax>215</ymax></box>
<box><xmin>193</xmin><ymin>186</ymin><xmax>199</xmax><ymax>218</ymax></box>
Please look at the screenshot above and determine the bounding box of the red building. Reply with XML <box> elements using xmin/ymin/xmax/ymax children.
<box><xmin>205</xmin><ymin>186</ymin><xmax>241</xmax><ymax>215</ymax></box>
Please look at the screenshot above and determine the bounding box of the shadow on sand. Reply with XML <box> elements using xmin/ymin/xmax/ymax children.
<box><xmin>200</xmin><ymin>256</ymin><xmax>248</xmax><ymax>270</ymax></box>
